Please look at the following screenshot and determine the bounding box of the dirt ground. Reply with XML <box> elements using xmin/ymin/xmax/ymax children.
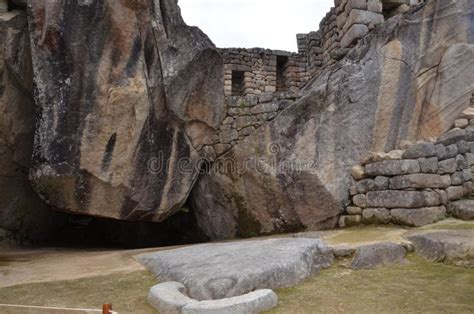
<box><xmin>0</xmin><ymin>247</ymin><xmax>159</xmax><ymax>288</ymax></box>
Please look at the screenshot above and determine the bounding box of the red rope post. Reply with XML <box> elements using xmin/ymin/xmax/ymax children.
<box><xmin>102</xmin><ymin>303</ymin><xmax>112</xmax><ymax>314</ymax></box>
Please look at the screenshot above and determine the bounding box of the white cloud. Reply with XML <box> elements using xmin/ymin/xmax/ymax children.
<box><xmin>178</xmin><ymin>0</ymin><xmax>334</xmax><ymax>52</ymax></box>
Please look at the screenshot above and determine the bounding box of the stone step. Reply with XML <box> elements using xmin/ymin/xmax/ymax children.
<box><xmin>448</xmin><ymin>199</ymin><xmax>474</xmax><ymax>220</ymax></box>
<box><xmin>407</xmin><ymin>230</ymin><xmax>474</xmax><ymax>268</ymax></box>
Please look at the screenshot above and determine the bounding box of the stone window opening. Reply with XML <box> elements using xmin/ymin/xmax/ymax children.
<box><xmin>231</xmin><ymin>70</ymin><xmax>245</xmax><ymax>96</ymax></box>
<box><xmin>6</xmin><ymin>0</ymin><xmax>23</xmax><ymax>11</ymax></box>
<box><xmin>381</xmin><ymin>1</ymin><xmax>411</xmax><ymax>19</ymax></box>
<box><xmin>276</xmin><ymin>56</ymin><xmax>289</xmax><ymax>92</ymax></box>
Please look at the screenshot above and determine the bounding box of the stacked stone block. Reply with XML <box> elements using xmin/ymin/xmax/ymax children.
<box><xmin>342</xmin><ymin>106</ymin><xmax>474</xmax><ymax>228</ymax></box>
<box><xmin>297</xmin><ymin>31</ymin><xmax>324</xmax><ymax>81</ymax></box>
<box><xmin>296</xmin><ymin>33</ymin><xmax>308</xmax><ymax>54</ymax></box>
<box><xmin>336</xmin><ymin>0</ymin><xmax>385</xmax><ymax>49</ymax></box>
<box><xmin>220</xmin><ymin>48</ymin><xmax>304</xmax><ymax>97</ymax></box>
<box><xmin>210</xmin><ymin>92</ymin><xmax>297</xmax><ymax>156</ymax></box>
<box><xmin>294</xmin><ymin>0</ymin><xmax>421</xmax><ymax>79</ymax></box>
<box><xmin>215</xmin><ymin>0</ymin><xmax>426</xmax><ymax>160</ymax></box>
<box><xmin>319</xmin><ymin>8</ymin><xmax>340</xmax><ymax>65</ymax></box>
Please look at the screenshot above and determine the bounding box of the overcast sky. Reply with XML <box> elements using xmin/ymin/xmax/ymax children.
<box><xmin>178</xmin><ymin>0</ymin><xmax>334</xmax><ymax>52</ymax></box>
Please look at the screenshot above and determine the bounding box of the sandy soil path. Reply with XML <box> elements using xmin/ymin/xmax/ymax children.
<box><xmin>0</xmin><ymin>247</ymin><xmax>163</xmax><ymax>288</ymax></box>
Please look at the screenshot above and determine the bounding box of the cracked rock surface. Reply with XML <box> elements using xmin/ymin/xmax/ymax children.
<box><xmin>191</xmin><ymin>0</ymin><xmax>474</xmax><ymax>239</ymax></box>
<box><xmin>27</xmin><ymin>0</ymin><xmax>224</xmax><ymax>221</ymax></box>
<box><xmin>137</xmin><ymin>238</ymin><xmax>334</xmax><ymax>300</ymax></box>
<box><xmin>407</xmin><ymin>229</ymin><xmax>474</xmax><ymax>268</ymax></box>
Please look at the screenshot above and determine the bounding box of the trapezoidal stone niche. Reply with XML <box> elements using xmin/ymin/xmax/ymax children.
<box><xmin>27</xmin><ymin>0</ymin><xmax>225</xmax><ymax>222</ymax></box>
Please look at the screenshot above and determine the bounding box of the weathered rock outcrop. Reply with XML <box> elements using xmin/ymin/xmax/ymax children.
<box><xmin>191</xmin><ymin>1</ymin><xmax>474</xmax><ymax>239</ymax></box>
<box><xmin>408</xmin><ymin>230</ymin><xmax>474</xmax><ymax>268</ymax></box>
<box><xmin>0</xmin><ymin>10</ymin><xmax>65</xmax><ymax>244</ymax></box>
<box><xmin>350</xmin><ymin>242</ymin><xmax>407</xmax><ymax>269</ymax></box>
<box><xmin>27</xmin><ymin>0</ymin><xmax>224</xmax><ymax>221</ymax></box>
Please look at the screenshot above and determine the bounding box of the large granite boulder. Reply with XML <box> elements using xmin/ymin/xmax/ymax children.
<box><xmin>137</xmin><ymin>238</ymin><xmax>334</xmax><ymax>300</ymax></box>
<box><xmin>191</xmin><ymin>1</ymin><xmax>474</xmax><ymax>239</ymax></box>
<box><xmin>0</xmin><ymin>10</ymin><xmax>65</xmax><ymax>244</ymax></box>
<box><xmin>26</xmin><ymin>0</ymin><xmax>224</xmax><ymax>221</ymax></box>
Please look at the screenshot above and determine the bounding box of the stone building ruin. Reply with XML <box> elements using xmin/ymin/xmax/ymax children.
<box><xmin>213</xmin><ymin>0</ymin><xmax>425</xmax><ymax>155</ymax></box>
<box><xmin>222</xmin><ymin>0</ymin><xmax>423</xmax><ymax>98</ymax></box>
<box><xmin>1</xmin><ymin>0</ymin><xmax>472</xmax><ymax>247</ymax></box>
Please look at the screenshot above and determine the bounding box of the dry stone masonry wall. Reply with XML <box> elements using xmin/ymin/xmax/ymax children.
<box><xmin>222</xmin><ymin>1</ymin><xmax>425</xmax><ymax>98</ymax></box>
<box><xmin>296</xmin><ymin>32</ymin><xmax>322</xmax><ymax>81</ymax></box>
<box><xmin>297</xmin><ymin>0</ymin><xmax>423</xmax><ymax>75</ymax></box>
<box><xmin>215</xmin><ymin>48</ymin><xmax>305</xmax><ymax>156</ymax></box>
<box><xmin>343</xmin><ymin>100</ymin><xmax>474</xmax><ymax>228</ymax></box>
<box><xmin>319</xmin><ymin>8</ymin><xmax>340</xmax><ymax>65</ymax></box>
<box><xmin>192</xmin><ymin>0</ymin><xmax>474</xmax><ymax>240</ymax></box>
<box><xmin>212</xmin><ymin>92</ymin><xmax>297</xmax><ymax>156</ymax></box>
<box><xmin>220</xmin><ymin>48</ymin><xmax>306</xmax><ymax>97</ymax></box>
<box><xmin>217</xmin><ymin>0</ymin><xmax>425</xmax><ymax>156</ymax></box>
<box><xmin>337</xmin><ymin>0</ymin><xmax>385</xmax><ymax>49</ymax></box>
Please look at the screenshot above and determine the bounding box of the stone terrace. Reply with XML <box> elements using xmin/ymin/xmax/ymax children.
<box><xmin>344</xmin><ymin>96</ymin><xmax>474</xmax><ymax>228</ymax></box>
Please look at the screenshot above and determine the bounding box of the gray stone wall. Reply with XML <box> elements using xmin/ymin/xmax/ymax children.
<box><xmin>320</xmin><ymin>7</ymin><xmax>340</xmax><ymax>65</ymax></box>
<box><xmin>342</xmin><ymin>101</ymin><xmax>474</xmax><ymax>228</ymax></box>
<box><xmin>297</xmin><ymin>7</ymin><xmax>340</xmax><ymax>68</ymax></box>
<box><xmin>296</xmin><ymin>32</ymin><xmax>321</xmax><ymax>81</ymax></box>
<box><xmin>220</xmin><ymin>48</ymin><xmax>306</xmax><ymax>97</ymax></box>
<box><xmin>217</xmin><ymin>48</ymin><xmax>305</xmax><ymax>150</ymax></box>
<box><xmin>296</xmin><ymin>0</ymin><xmax>423</xmax><ymax>76</ymax></box>
<box><xmin>215</xmin><ymin>1</ymin><xmax>426</xmax><ymax>160</ymax></box>
<box><xmin>209</xmin><ymin>92</ymin><xmax>297</xmax><ymax>157</ymax></box>
<box><xmin>337</xmin><ymin>0</ymin><xmax>384</xmax><ymax>49</ymax></box>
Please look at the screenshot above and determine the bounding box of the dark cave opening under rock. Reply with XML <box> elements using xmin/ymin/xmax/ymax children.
<box><xmin>5</xmin><ymin>203</ymin><xmax>209</xmax><ymax>250</ymax></box>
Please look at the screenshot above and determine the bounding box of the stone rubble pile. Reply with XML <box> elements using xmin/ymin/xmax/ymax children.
<box><xmin>342</xmin><ymin>105</ymin><xmax>474</xmax><ymax>228</ymax></box>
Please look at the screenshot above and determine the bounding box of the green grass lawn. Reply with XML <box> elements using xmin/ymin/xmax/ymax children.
<box><xmin>423</xmin><ymin>220</ymin><xmax>474</xmax><ymax>231</ymax></box>
<box><xmin>267</xmin><ymin>255</ymin><xmax>474</xmax><ymax>314</ymax></box>
<box><xmin>0</xmin><ymin>271</ymin><xmax>157</xmax><ymax>313</ymax></box>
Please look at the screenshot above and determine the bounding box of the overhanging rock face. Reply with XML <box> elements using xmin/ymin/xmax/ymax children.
<box><xmin>0</xmin><ymin>10</ymin><xmax>66</xmax><ymax>243</ymax></box>
<box><xmin>27</xmin><ymin>0</ymin><xmax>224</xmax><ymax>221</ymax></box>
<box><xmin>191</xmin><ymin>0</ymin><xmax>474</xmax><ymax>239</ymax></box>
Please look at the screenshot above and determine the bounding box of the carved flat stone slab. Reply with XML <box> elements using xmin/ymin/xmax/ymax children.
<box><xmin>137</xmin><ymin>238</ymin><xmax>334</xmax><ymax>300</ymax></box>
<box><xmin>147</xmin><ymin>281</ymin><xmax>278</xmax><ymax>314</ymax></box>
